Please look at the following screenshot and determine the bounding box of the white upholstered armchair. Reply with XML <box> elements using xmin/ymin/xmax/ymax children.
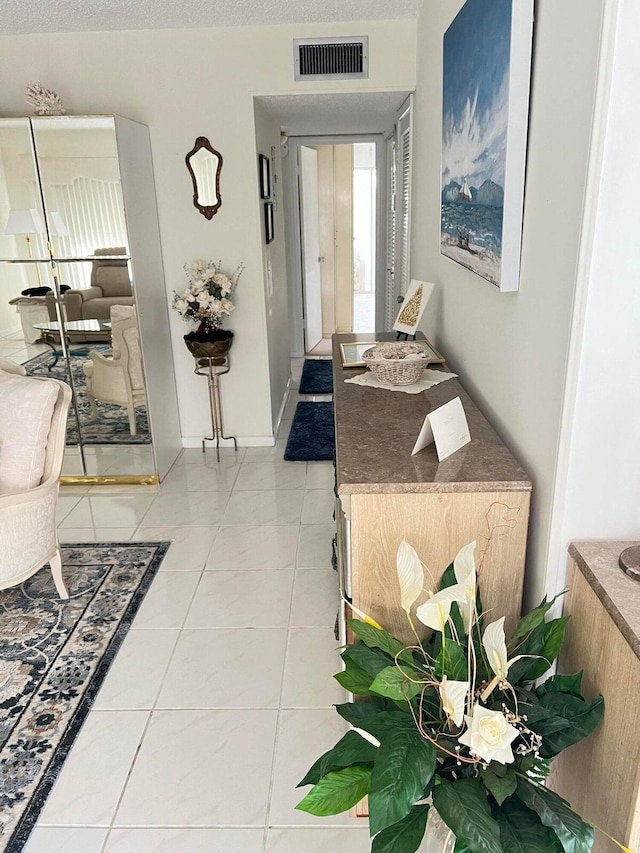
<box><xmin>0</xmin><ymin>374</ymin><xmax>72</xmax><ymax>598</ymax></box>
<box><xmin>83</xmin><ymin>310</ymin><xmax>147</xmax><ymax>436</ymax></box>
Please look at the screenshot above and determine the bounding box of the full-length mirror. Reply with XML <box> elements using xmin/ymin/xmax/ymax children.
<box><xmin>0</xmin><ymin>117</ymin><xmax>157</xmax><ymax>481</ymax></box>
<box><xmin>185</xmin><ymin>136</ymin><xmax>222</xmax><ymax>219</ymax></box>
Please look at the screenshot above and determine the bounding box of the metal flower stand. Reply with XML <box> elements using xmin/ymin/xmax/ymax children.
<box><xmin>193</xmin><ymin>354</ymin><xmax>237</xmax><ymax>461</ymax></box>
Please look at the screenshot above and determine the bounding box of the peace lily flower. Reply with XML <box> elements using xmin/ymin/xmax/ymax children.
<box><xmin>458</xmin><ymin>705</ymin><xmax>519</xmax><ymax>765</ymax></box>
<box><xmin>415</xmin><ymin>584</ymin><xmax>464</xmax><ymax>633</ymax></box>
<box><xmin>453</xmin><ymin>541</ymin><xmax>477</xmax><ymax>633</ymax></box>
<box><xmin>439</xmin><ymin>677</ymin><xmax>468</xmax><ymax>727</ymax></box>
<box><xmin>396</xmin><ymin>539</ymin><xmax>424</xmax><ymax>613</ymax></box>
<box><xmin>483</xmin><ymin>616</ymin><xmax>510</xmax><ymax>681</ymax></box>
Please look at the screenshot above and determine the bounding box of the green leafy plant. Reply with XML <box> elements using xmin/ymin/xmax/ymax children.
<box><xmin>296</xmin><ymin>540</ymin><xmax>622</xmax><ymax>853</ymax></box>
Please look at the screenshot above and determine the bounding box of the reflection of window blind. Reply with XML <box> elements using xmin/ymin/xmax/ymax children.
<box><xmin>48</xmin><ymin>177</ymin><xmax>127</xmax><ymax>288</ymax></box>
<box><xmin>193</xmin><ymin>156</ymin><xmax>217</xmax><ymax>206</ymax></box>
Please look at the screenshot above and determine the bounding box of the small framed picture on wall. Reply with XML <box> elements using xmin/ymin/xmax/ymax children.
<box><xmin>264</xmin><ymin>201</ymin><xmax>274</xmax><ymax>244</ymax></box>
<box><xmin>259</xmin><ymin>154</ymin><xmax>271</xmax><ymax>199</ymax></box>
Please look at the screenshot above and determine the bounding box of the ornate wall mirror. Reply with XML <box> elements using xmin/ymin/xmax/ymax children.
<box><xmin>186</xmin><ymin>136</ymin><xmax>222</xmax><ymax>219</ymax></box>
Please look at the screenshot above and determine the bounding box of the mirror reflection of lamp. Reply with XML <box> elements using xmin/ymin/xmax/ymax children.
<box><xmin>3</xmin><ymin>208</ymin><xmax>46</xmax><ymax>285</ymax></box>
<box><xmin>48</xmin><ymin>211</ymin><xmax>69</xmax><ymax>240</ymax></box>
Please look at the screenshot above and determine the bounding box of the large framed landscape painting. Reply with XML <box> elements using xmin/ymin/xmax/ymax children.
<box><xmin>440</xmin><ymin>0</ymin><xmax>534</xmax><ymax>292</ymax></box>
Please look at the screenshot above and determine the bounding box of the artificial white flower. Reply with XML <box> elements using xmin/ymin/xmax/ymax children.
<box><xmin>173</xmin><ymin>260</ymin><xmax>244</xmax><ymax>327</ymax></box>
<box><xmin>416</xmin><ymin>584</ymin><xmax>465</xmax><ymax>633</ymax></box>
<box><xmin>453</xmin><ymin>541</ymin><xmax>477</xmax><ymax>633</ymax></box>
<box><xmin>396</xmin><ymin>540</ymin><xmax>424</xmax><ymax>614</ymax></box>
<box><xmin>483</xmin><ymin>617</ymin><xmax>510</xmax><ymax>681</ymax></box>
<box><xmin>439</xmin><ymin>677</ymin><xmax>468</xmax><ymax>727</ymax></box>
<box><xmin>458</xmin><ymin>705</ymin><xmax>518</xmax><ymax>764</ymax></box>
<box><xmin>351</xmin><ymin>727</ymin><xmax>381</xmax><ymax>748</ymax></box>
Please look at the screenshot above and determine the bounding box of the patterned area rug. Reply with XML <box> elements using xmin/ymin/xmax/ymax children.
<box><xmin>23</xmin><ymin>350</ymin><xmax>151</xmax><ymax>446</ymax></box>
<box><xmin>284</xmin><ymin>401</ymin><xmax>335</xmax><ymax>462</ymax></box>
<box><xmin>0</xmin><ymin>542</ymin><xmax>169</xmax><ymax>852</ymax></box>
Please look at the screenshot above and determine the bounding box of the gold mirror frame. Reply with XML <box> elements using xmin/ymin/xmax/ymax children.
<box><xmin>186</xmin><ymin>136</ymin><xmax>222</xmax><ymax>220</ymax></box>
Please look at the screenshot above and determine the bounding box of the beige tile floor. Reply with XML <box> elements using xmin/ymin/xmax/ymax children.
<box><xmin>23</xmin><ymin>363</ymin><xmax>372</xmax><ymax>853</ymax></box>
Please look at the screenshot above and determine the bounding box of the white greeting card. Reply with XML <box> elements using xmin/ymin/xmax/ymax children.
<box><xmin>411</xmin><ymin>396</ymin><xmax>471</xmax><ymax>461</ymax></box>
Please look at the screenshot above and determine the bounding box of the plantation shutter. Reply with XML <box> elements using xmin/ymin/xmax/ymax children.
<box><xmin>395</xmin><ymin>97</ymin><xmax>413</xmax><ymax>304</ymax></box>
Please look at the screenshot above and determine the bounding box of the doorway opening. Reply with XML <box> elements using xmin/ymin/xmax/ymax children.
<box><xmin>290</xmin><ymin>135</ymin><xmax>386</xmax><ymax>356</ymax></box>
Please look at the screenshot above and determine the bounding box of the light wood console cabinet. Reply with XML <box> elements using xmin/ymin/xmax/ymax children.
<box><xmin>551</xmin><ymin>542</ymin><xmax>640</xmax><ymax>853</ymax></box>
<box><xmin>332</xmin><ymin>333</ymin><xmax>531</xmax><ymax>646</ymax></box>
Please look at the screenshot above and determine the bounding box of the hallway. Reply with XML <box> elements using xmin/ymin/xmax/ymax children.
<box><xmin>24</xmin><ymin>367</ymin><xmax>370</xmax><ymax>852</ymax></box>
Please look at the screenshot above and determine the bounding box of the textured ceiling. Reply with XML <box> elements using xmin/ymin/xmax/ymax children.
<box><xmin>0</xmin><ymin>0</ymin><xmax>420</xmax><ymax>36</ymax></box>
<box><xmin>257</xmin><ymin>92</ymin><xmax>410</xmax><ymax>136</ymax></box>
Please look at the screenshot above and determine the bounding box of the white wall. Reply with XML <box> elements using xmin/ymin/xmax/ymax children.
<box><xmin>553</xmin><ymin>0</ymin><xmax>640</xmax><ymax>581</ymax></box>
<box><xmin>253</xmin><ymin>100</ymin><xmax>291</xmax><ymax>429</ymax></box>
<box><xmin>0</xmin><ymin>20</ymin><xmax>416</xmax><ymax>444</ymax></box>
<box><xmin>411</xmin><ymin>0</ymin><xmax>605</xmax><ymax>607</ymax></box>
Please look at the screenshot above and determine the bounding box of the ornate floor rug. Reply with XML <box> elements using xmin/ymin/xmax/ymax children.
<box><xmin>23</xmin><ymin>350</ymin><xmax>152</xmax><ymax>446</ymax></box>
<box><xmin>298</xmin><ymin>358</ymin><xmax>333</xmax><ymax>394</ymax></box>
<box><xmin>284</xmin><ymin>401</ymin><xmax>335</xmax><ymax>462</ymax></box>
<box><xmin>0</xmin><ymin>542</ymin><xmax>169</xmax><ymax>852</ymax></box>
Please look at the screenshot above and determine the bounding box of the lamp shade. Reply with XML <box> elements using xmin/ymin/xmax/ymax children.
<box><xmin>4</xmin><ymin>208</ymin><xmax>45</xmax><ymax>236</ymax></box>
<box><xmin>49</xmin><ymin>211</ymin><xmax>69</xmax><ymax>237</ymax></box>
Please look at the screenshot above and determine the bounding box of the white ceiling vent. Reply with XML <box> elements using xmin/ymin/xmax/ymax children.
<box><xmin>293</xmin><ymin>37</ymin><xmax>369</xmax><ymax>81</ymax></box>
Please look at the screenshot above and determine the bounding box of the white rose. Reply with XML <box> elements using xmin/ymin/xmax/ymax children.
<box><xmin>457</xmin><ymin>705</ymin><xmax>518</xmax><ymax>764</ymax></box>
<box><xmin>173</xmin><ymin>297</ymin><xmax>188</xmax><ymax>312</ymax></box>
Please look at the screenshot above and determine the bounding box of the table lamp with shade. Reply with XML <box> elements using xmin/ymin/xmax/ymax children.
<box><xmin>48</xmin><ymin>211</ymin><xmax>69</xmax><ymax>241</ymax></box>
<box><xmin>3</xmin><ymin>208</ymin><xmax>46</xmax><ymax>285</ymax></box>
<box><xmin>3</xmin><ymin>208</ymin><xmax>45</xmax><ymax>256</ymax></box>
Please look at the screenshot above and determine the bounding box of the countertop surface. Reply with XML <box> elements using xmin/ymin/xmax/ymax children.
<box><xmin>569</xmin><ymin>540</ymin><xmax>640</xmax><ymax>662</ymax></box>
<box><xmin>332</xmin><ymin>332</ymin><xmax>531</xmax><ymax>495</ymax></box>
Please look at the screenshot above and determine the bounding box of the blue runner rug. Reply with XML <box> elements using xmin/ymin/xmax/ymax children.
<box><xmin>284</xmin><ymin>402</ymin><xmax>335</xmax><ymax>462</ymax></box>
<box><xmin>299</xmin><ymin>359</ymin><xmax>333</xmax><ymax>394</ymax></box>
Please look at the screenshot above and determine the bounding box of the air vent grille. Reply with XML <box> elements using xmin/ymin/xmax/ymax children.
<box><xmin>294</xmin><ymin>37</ymin><xmax>369</xmax><ymax>81</ymax></box>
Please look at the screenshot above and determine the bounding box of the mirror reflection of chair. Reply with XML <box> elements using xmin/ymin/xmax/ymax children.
<box><xmin>0</xmin><ymin>374</ymin><xmax>72</xmax><ymax>598</ymax></box>
<box><xmin>82</xmin><ymin>305</ymin><xmax>146</xmax><ymax>436</ymax></box>
<box><xmin>46</xmin><ymin>247</ymin><xmax>134</xmax><ymax>326</ymax></box>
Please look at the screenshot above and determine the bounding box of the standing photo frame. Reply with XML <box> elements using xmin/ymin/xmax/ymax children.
<box><xmin>393</xmin><ymin>280</ymin><xmax>435</xmax><ymax>336</ymax></box>
<box><xmin>264</xmin><ymin>201</ymin><xmax>274</xmax><ymax>244</ymax></box>
<box><xmin>440</xmin><ymin>0</ymin><xmax>534</xmax><ymax>292</ymax></box>
<box><xmin>259</xmin><ymin>154</ymin><xmax>271</xmax><ymax>199</ymax></box>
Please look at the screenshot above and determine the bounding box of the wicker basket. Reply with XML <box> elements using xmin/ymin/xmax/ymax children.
<box><xmin>362</xmin><ymin>342</ymin><xmax>430</xmax><ymax>385</ymax></box>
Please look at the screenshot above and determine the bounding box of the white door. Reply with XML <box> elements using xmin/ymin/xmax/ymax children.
<box><xmin>299</xmin><ymin>145</ymin><xmax>323</xmax><ymax>352</ymax></box>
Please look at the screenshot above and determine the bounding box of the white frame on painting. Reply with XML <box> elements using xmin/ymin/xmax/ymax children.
<box><xmin>440</xmin><ymin>0</ymin><xmax>534</xmax><ymax>292</ymax></box>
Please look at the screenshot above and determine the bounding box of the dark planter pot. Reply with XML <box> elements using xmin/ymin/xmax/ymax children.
<box><xmin>184</xmin><ymin>328</ymin><xmax>233</xmax><ymax>358</ymax></box>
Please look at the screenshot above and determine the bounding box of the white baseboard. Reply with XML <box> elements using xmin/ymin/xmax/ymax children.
<box><xmin>273</xmin><ymin>376</ymin><xmax>293</xmax><ymax>442</ymax></box>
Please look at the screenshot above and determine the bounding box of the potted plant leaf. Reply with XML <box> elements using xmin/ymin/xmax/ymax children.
<box><xmin>296</xmin><ymin>541</ymin><xmax>628</xmax><ymax>853</ymax></box>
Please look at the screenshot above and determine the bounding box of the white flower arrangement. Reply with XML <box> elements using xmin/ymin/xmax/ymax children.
<box><xmin>172</xmin><ymin>259</ymin><xmax>244</xmax><ymax>332</ymax></box>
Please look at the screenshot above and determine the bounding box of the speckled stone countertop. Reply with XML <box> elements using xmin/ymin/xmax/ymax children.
<box><xmin>569</xmin><ymin>541</ymin><xmax>640</xmax><ymax>662</ymax></box>
<box><xmin>332</xmin><ymin>332</ymin><xmax>531</xmax><ymax>495</ymax></box>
